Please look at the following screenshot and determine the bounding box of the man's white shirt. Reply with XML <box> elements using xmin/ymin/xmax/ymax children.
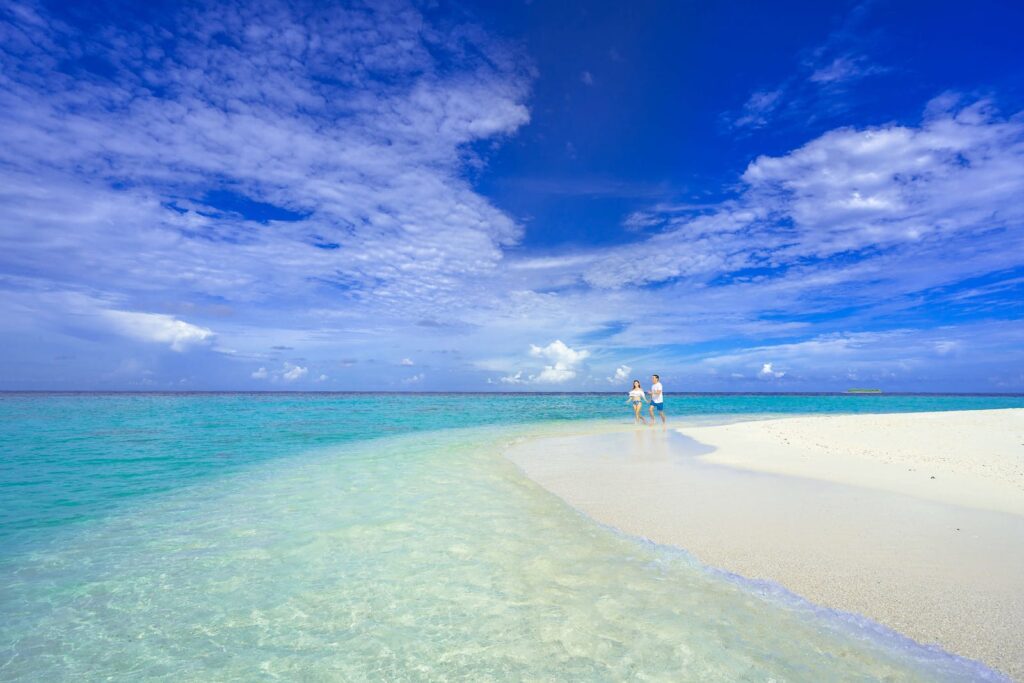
<box><xmin>651</xmin><ymin>382</ymin><xmax>663</xmax><ymax>404</ymax></box>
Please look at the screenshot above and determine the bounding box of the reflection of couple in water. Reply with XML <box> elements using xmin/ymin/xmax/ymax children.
<box><xmin>626</xmin><ymin>374</ymin><xmax>666</xmax><ymax>425</ymax></box>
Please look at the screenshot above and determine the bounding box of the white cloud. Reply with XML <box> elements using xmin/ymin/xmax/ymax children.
<box><xmin>758</xmin><ymin>362</ymin><xmax>786</xmax><ymax>379</ymax></box>
<box><xmin>733</xmin><ymin>89</ymin><xmax>783</xmax><ymax>129</ymax></box>
<box><xmin>534</xmin><ymin>365</ymin><xmax>577</xmax><ymax>383</ymax></box>
<box><xmin>402</xmin><ymin>372</ymin><xmax>424</xmax><ymax>384</ymax></box>
<box><xmin>607</xmin><ymin>365</ymin><xmax>632</xmax><ymax>384</ymax></box>
<box><xmin>808</xmin><ymin>54</ymin><xmax>882</xmax><ymax>84</ymax></box>
<box><xmin>0</xmin><ymin>0</ymin><xmax>532</xmax><ymax>321</ymax></box>
<box><xmin>0</xmin><ymin>1</ymin><xmax>1021</xmax><ymax>393</ymax></box>
<box><xmin>737</xmin><ymin>101</ymin><xmax>1024</xmax><ymax>258</ymax></box>
<box><xmin>684</xmin><ymin>322</ymin><xmax>1024</xmax><ymax>389</ymax></box>
<box><xmin>400</xmin><ymin>358</ymin><xmax>414</xmax><ymax>366</ymax></box>
<box><xmin>529</xmin><ymin>340</ymin><xmax>590</xmax><ymax>383</ymax></box>
<box><xmin>251</xmin><ymin>362</ymin><xmax>312</xmax><ymax>382</ymax></box>
<box><xmin>581</xmin><ymin>70</ymin><xmax>594</xmax><ymax>86</ymax></box>
<box><xmin>101</xmin><ymin>310</ymin><xmax>213</xmax><ymax>352</ymax></box>
<box><xmin>316</xmin><ymin>374</ymin><xmax>329</xmax><ymax>382</ymax></box>
<box><xmin>496</xmin><ymin>340</ymin><xmax>590</xmax><ymax>385</ymax></box>
<box><xmin>705</xmin><ymin>332</ymin><xmax>897</xmax><ymax>370</ymax></box>
<box><xmin>588</xmin><ymin>98</ymin><xmax>1024</xmax><ymax>290</ymax></box>
<box><xmin>530</xmin><ymin>339</ymin><xmax>590</xmax><ymax>366</ymax></box>
<box><xmin>727</xmin><ymin>0</ymin><xmax>888</xmax><ymax>131</ymax></box>
<box><xmin>622</xmin><ymin>211</ymin><xmax>664</xmax><ymax>232</ymax></box>
<box><xmin>281</xmin><ymin>363</ymin><xmax>308</xmax><ymax>382</ymax></box>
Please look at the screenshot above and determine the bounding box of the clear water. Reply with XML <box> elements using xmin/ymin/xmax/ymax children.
<box><xmin>1</xmin><ymin>392</ymin><xmax>1021</xmax><ymax>680</ymax></box>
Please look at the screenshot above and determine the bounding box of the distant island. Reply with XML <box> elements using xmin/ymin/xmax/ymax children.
<box><xmin>845</xmin><ymin>388</ymin><xmax>883</xmax><ymax>394</ymax></box>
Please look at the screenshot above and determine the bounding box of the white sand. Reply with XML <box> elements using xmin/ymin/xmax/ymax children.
<box><xmin>688</xmin><ymin>409</ymin><xmax>1024</xmax><ymax>516</ymax></box>
<box><xmin>505</xmin><ymin>409</ymin><xmax>1024</xmax><ymax>680</ymax></box>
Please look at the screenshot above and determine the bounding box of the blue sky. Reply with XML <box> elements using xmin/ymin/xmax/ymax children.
<box><xmin>1</xmin><ymin>0</ymin><xmax>1022</xmax><ymax>391</ymax></box>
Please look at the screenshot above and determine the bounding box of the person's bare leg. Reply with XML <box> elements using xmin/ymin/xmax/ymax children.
<box><xmin>649</xmin><ymin>404</ymin><xmax>655</xmax><ymax>425</ymax></box>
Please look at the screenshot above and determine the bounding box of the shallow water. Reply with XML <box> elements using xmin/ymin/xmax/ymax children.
<box><xmin>2</xmin><ymin>393</ymin><xmax>1021</xmax><ymax>680</ymax></box>
<box><xmin>4</xmin><ymin>391</ymin><xmax>1023</xmax><ymax>549</ymax></box>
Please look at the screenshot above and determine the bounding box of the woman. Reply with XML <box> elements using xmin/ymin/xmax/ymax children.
<box><xmin>626</xmin><ymin>379</ymin><xmax>648</xmax><ymax>424</ymax></box>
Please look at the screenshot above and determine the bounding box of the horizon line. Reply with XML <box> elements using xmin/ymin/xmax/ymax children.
<box><xmin>2</xmin><ymin>390</ymin><xmax>1023</xmax><ymax>397</ymax></box>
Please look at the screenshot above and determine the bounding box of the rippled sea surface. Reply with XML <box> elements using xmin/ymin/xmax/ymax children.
<box><xmin>2</xmin><ymin>392</ymin><xmax>1021</xmax><ymax>680</ymax></box>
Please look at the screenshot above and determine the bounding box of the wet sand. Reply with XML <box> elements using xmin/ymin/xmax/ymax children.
<box><xmin>505</xmin><ymin>411</ymin><xmax>1024</xmax><ymax>680</ymax></box>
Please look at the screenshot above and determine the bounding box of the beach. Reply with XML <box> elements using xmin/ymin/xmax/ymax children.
<box><xmin>506</xmin><ymin>408</ymin><xmax>1024</xmax><ymax>680</ymax></box>
<box><xmin>5</xmin><ymin>0</ymin><xmax>1023</xmax><ymax>679</ymax></box>
<box><xmin>3</xmin><ymin>394</ymin><xmax>1023</xmax><ymax>680</ymax></box>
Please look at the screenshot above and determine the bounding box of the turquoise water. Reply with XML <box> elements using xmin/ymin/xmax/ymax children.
<box><xmin>1</xmin><ymin>392</ymin><xmax>1022</xmax><ymax>680</ymax></box>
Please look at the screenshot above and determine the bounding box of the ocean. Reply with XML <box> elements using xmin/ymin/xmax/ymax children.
<box><xmin>1</xmin><ymin>392</ymin><xmax>1021</xmax><ymax>680</ymax></box>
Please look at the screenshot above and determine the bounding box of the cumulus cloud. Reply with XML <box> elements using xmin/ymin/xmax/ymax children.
<box><xmin>758</xmin><ymin>362</ymin><xmax>785</xmax><ymax>379</ymax></box>
<box><xmin>529</xmin><ymin>340</ymin><xmax>590</xmax><ymax>383</ymax></box>
<box><xmin>530</xmin><ymin>340</ymin><xmax>589</xmax><ymax>365</ymax></box>
<box><xmin>400</xmin><ymin>358</ymin><xmax>414</xmax><ymax>366</ymax></box>
<box><xmin>252</xmin><ymin>362</ymin><xmax>309</xmax><ymax>382</ymax></box>
<box><xmin>281</xmin><ymin>363</ymin><xmax>308</xmax><ymax>382</ymax></box>
<box><xmin>498</xmin><ymin>340</ymin><xmax>590</xmax><ymax>384</ymax></box>
<box><xmin>534</xmin><ymin>365</ymin><xmax>576</xmax><ymax>383</ymax></box>
<box><xmin>607</xmin><ymin>365</ymin><xmax>632</xmax><ymax>384</ymax></box>
<box><xmin>101</xmin><ymin>310</ymin><xmax>213</xmax><ymax>351</ymax></box>
<box><xmin>402</xmin><ymin>372</ymin><xmax>425</xmax><ymax>384</ymax></box>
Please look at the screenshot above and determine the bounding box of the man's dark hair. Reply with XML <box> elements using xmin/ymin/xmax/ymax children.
<box><xmin>652</xmin><ymin>374</ymin><xmax>660</xmax><ymax>380</ymax></box>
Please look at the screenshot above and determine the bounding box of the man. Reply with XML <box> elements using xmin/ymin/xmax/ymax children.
<box><xmin>648</xmin><ymin>374</ymin><xmax>666</xmax><ymax>424</ymax></box>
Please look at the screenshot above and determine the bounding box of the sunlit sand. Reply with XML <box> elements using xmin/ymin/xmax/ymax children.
<box><xmin>506</xmin><ymin>409</ymin><xmax>1024</xmax><ymax>679</ymax></box>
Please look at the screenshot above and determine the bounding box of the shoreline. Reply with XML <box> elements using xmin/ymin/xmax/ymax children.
<box><xmin>505</xmin><ymin>409</ymin><xmax>1024</xmax><ymax>680</ymax></box>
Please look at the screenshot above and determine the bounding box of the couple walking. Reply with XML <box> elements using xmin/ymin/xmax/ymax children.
<box><xmin>626</xmin><ymin>374</ymin><xmax>666</xmax><ymax>425</ymax></box>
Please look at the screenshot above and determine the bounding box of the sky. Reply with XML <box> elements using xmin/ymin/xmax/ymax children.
<box><xmin>1</xmin><ymin>0</ymin><xmax>1022</xmax><ymax>392</ymax></box>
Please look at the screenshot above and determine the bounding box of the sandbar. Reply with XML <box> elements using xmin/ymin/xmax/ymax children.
<box><xmin>505</xmin><ymin>409</ymin><xmax>1024</xmax><ymax>680</ymax></box>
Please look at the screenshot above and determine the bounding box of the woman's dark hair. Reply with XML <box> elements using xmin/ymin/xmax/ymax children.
<box><xmin>632</xmin><ymin>379</ymin><xmax>641</xmax><ymax>388</ymax></box>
